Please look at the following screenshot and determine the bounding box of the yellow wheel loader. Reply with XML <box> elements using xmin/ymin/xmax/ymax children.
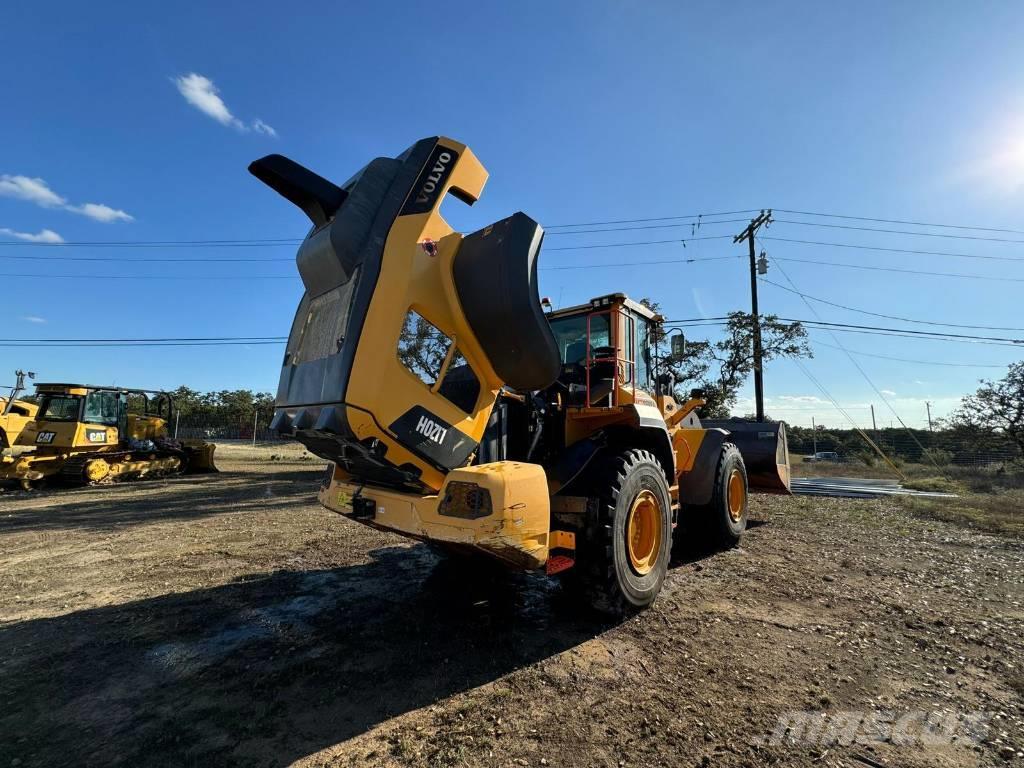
<box><xmin>250</xmin><ymin>136</ymin><xmax>789</xmax><ymax>615</ymax></box>
<box><xmin>0</xmin><ymin>383</ymin><xmax>217</xmax><ymax>491</ymax></box>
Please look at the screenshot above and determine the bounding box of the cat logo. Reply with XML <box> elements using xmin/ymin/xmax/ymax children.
<box><xmin>415</xmin><ymin>415</ymin><xmax>448</xmax><ymax>445</ymax></box>
<box><xmin>36</xmin><ymin>431</ymin><xmax>56</xmax><ymax>444</ymax></box>
<box><xmin>85</xmin><ymin>429</ymin><xmax>107</xmax><ymax>444</ymax></box>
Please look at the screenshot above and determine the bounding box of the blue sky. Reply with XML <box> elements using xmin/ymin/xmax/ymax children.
<box><xmin>2</xmin><ymin>2</ymin><xmax>1022</xmax><ymax>428</ymax></box>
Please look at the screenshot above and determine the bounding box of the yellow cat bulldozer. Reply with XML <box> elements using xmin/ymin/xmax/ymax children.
<box><xmin>0</xmin><ymin>383</ymin><xmax>217</xmax><ymax>490</ymax></box>
<box><xmin>251</xmin><ymin>136</ymin><xmax>789</xmax><ymax>614</ymax></box>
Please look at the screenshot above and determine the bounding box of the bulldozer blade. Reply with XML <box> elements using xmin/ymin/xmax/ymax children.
<box><xmin>183</xmin><ymin>442</ymin><xmax>219</xmax><ymax>474</ymax></box>
<box><xmin>702</xmin><ymin>419</ymin><xmax>791</xmax><ymax>494</ymax></box>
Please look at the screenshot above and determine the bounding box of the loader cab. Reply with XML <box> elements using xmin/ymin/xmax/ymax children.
<box><xmin>546</xmin><ymin>294</ymin><xmax>659</xmax><ymax>408</ymax></box>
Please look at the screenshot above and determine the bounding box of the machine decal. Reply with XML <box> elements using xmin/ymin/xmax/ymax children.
<box><xmin>400</xmin><ymin>144</ymin><xmax>459</xmax><ymax>216</ymax></box>
<box><xmin>36</xmin><ymin>431</ymin><xmax>55</xmax><ymax>444</ymax></box>
<box><xmin>85</xmin><ymin>429</ymin><xmax>107</xmax><ymax>444</ymax></box>
<box><xmin>415</xmin><ymin>414</ymin><xmax>449</xmax><ymax>445</ymax></box>
<box><xmin>388</xmin><ymin>404</ymin><xmax>477</xmax><ymax>470</ymax></box>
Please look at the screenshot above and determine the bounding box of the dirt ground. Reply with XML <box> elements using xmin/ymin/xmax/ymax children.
<box><xmin>1</xmin><ymin>445</ymin><xmax>1022</xmax><ymax>767</ymax></box>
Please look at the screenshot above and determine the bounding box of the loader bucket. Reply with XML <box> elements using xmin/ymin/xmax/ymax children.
<box><xmin>702</xmin><ymin>419</ymin><xmax>791</xmax><ymax>494</ymax></box>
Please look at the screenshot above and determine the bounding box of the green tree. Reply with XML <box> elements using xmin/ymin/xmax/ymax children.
<box><xmin>640</xmin><ymin>299</ymin><xmax>812</xmax><ymax>418</ymax></box>
<box><xmin>398</xmin><ymin>312</ymin><xmax>451</xmax><ymax>382</ymax></box>
<box><xmin>949</xmin><ymin>361</ymin><xmax>1024</xmax><ymax>455</ymax></box>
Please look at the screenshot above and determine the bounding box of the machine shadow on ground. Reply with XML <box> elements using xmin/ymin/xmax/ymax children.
<box><xmin>1</xmin><ymin>466</ymin><xmax>748</xmax><ymax>767</ymax></box>
<box><xmin>0</xmin><ymin>468</ymin><xmax>320</xmax><ymax>532</ymax></box>
<box><xmin>0</xmin><ymin>544</ymin><xmax>618</xmax><ymax>767</ymax></box>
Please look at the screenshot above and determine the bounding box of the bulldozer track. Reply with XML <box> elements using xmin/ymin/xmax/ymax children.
<box><xmin>57</xmin><ymin>450</ymin><xmax>187</xmax><ymax>486</ymax></box>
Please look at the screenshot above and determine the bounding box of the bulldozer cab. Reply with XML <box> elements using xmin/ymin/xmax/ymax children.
<box><xmin>18</xmin><ymin>384</ymin><xmax>174</xmax><ymax>450</ymax></box>
<box><xmin>254</xmin><ymin>137</ymin><xmax>560</xmax><ymax>492</ymax></box>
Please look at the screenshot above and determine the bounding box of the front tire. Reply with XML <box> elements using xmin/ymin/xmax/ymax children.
<box><xmin>695</xmin><ymin>444</ymin><xmax>748</xmax><ymax>550</ymax></box>
<box><xmin>574</xmin><ymin>449</ymin><xmax>673</xmax><ymax>617</ymax></box>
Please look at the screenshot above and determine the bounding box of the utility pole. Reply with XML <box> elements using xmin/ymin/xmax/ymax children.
<box><xmin>811</xmin><ymin>416</ymin><xmax>817</xmax><ymax>455</ymax></box>
<box><xmin>734</xmin><ymin>210</ymin><xmax>773</xmax><ymax>422</ymax></box>
<box><xmin>925</xmin><ymin>401</ymin><xmax>934</xmax><ymax>431</ymax></box>
<box><xmin>870</xmin><ymin>404</ymin><xmax>877</xmax><ymax>431</ymax></box>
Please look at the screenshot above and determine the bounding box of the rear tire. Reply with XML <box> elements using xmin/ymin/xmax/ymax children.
<box><xmin>694</xmin><ymin>444</ymin><xmax>748</xmax><ymax>550</ymax></box>
<box><xmin>573</xmin><ymin>449</ymin><xmax>672</xmax><ymax>617</ymax></box>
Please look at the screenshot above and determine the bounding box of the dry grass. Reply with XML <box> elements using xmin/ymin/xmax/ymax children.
<box><xmin>899</xmin><ymin>487</ymin><xmax>1024</xmax><ymax>538</ymax></box>
<box><xmin>210</xmin><ymin>440</ymin><xmax>323</xmax><ymax>465</ymax></box>
<box><xmin>791</xmin><ymin>454</ymin><xmax>1024</xmax><ymax>538</ymax></box>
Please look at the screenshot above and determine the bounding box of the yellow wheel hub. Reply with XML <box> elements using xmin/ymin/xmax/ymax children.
<box><xmin>727</xmin><ymin>468</ymin><xmax>746</xmax><ymax>523</ymax></box>
<box><xmin>85</xmin><ymin>458</ymin><xmax>111</xmax><ymax>482</ymax></box>
<box><xmin>626</xmin><ymin>489</ymin><xmax>663</xmax><ymax>575</ymax></box>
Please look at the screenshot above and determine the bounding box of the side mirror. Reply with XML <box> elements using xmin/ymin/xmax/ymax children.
<box><xmin>669</xmin><ymin>333</ymin><xmax>686</xmax><ymax>362</ymax></box>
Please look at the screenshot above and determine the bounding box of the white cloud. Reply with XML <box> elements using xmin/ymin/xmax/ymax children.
<box><xmin>251</xmin><ymin>118</ymin><xmax>277</xmax><ymax>137</ymax></box>
<box><xmin>0</xmin><ymin>174</ymin><xmax>132</xmax><ymax>223</ymax></box>
<box><xmin>174</xmin><ymin>73</ymin><xmax>277</xmax><ymax>137</ymax></box>
<box><xmin>21</xmin><ymin>315</ymin><xmax>46</xmax><ymax>324</ymax></box>
<box><xmin>0</xmin><ymin>227</ymin><xmax>64</xmax><ymax>243</ymax></box>
<box><xmin>66</xmin><ymin>203</ymin><xmax>133</xmax><ymax>223</ymax></box>
<box><xmin>0</xmin><ymin>175</ymin><xmax>66</xmax><ymax>207</ymax></box>
<box><xmin>881</xmin><ymin>389</ymin><xmax>897</xmax><ymax>396</ymax></box>
<box><xmin>175</xmin><ymin>73</ymin><xmax>241</xmax><ymax>128</ymax></box>
<box><xmin>775</xmin><ymin>394</ymin><xmax>827</xmax><ymax>404</ymax></box>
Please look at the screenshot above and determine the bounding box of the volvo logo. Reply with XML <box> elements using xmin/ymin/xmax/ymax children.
<box><xmin>415</xmin><ymin>151</ymin><xmax>452</xmax><ymax>205</ymax></box>
<box><xmin>401</xmin><ymin>145</ymin><xmax>460</xmax><ymax>216</ymax></box>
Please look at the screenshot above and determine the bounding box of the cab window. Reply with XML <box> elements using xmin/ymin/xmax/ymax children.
<box><xmin>636</xmin><ymin>317</ymin><xmax>652</xmax><ymax>391</ymax></box>
<box><xmin>83</xmin><ymin>391</ymin><xmax>120</xmax><ymax>426</ymax></box>
<box><xmin>549</xmin><ymin>313</ymin><xmax>611</xmax><ymax>364</ymax></box>
<box><xmin>39</xmin><ymin>396</ymin><xmax>81</xmax><ymax>422</ymax></box>
<box><xmin>397</xmin><ymin>309</ymin><xmax>481</xmax><ymax>413</ymax></box>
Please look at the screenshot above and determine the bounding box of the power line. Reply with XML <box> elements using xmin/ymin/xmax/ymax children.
<box><xmin>810</xmin><ymin>339</ymin><xmax>1008</xmax><ymax>368</ymax></box>
<box><xmin>544</xmin><ymin>218</ymin><xmax>750</xmax><ymax>236</ymax></box>
<box><xmin>543</xmin><ymin>209</ymin><xmax>761</xmax><ymax>229</ymax></box>
<box><xmin>665</xmin><ymin>318</ymin><xmax>1024</xmax><ymax>347</ymax></box>
<box><xmin>545</xmin><ymin>235</ymin><xmax>733</xmax><ymax>251</ymax></box>
<box><xmin>760</xmin><ymin>404</ymin><xmax>874</xmax><ymax>411</ymax></box>
<box><xmin>541</xmin><ymin>255</ymin><xmax>739</xmax><ymax>270</ymax></box>
<box><xmin>0</xmin><ymin>220</ymin><xmax>749</xmax><ymax>248</ymax></box>
<box><xmin>771</xmin><ymin>255</ymin><xmax>1024</xmax><ymax>282</ymax></box>
<box><xmin>665</xmin><ymin>315</ymin><xmax>1024</xmax><ymax>344</ymax></box>
<box><xmin>773</xmin><ymin>208</ymin><xmax>1024</xmax><ymax>236</ymax></box>
<box><xmin>761</xmin><ymin>278</ymin><xmax>1024</xmax><ymax>331</ymax></box>
<box><xmin>791</xmin><ymin>357</ymin><xmax>905</xmax><ymax>478</ymax></box>
<box><xmin>798</xmin><ymin>325</ymin><xmax>1023</xmax><ymax>348</ymax></box>
<box><xmin>767</xmin><ymin>252</ymin><xmax>947</xmax><ymax>475</ymax></box>
<box><xmin>761</xmin><ymin>235</ymin><xmax>1024</xmax><ymax>263</ymax></box>
<box><xmin>773</xmin><ymin>218</ymin><xmax>1024</xmax><ymax>244</ymax></box>
<box><xmin>780</xmin><ymin>318</ymin><xmax>1024</xmax><ymax>344</ymax></box>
